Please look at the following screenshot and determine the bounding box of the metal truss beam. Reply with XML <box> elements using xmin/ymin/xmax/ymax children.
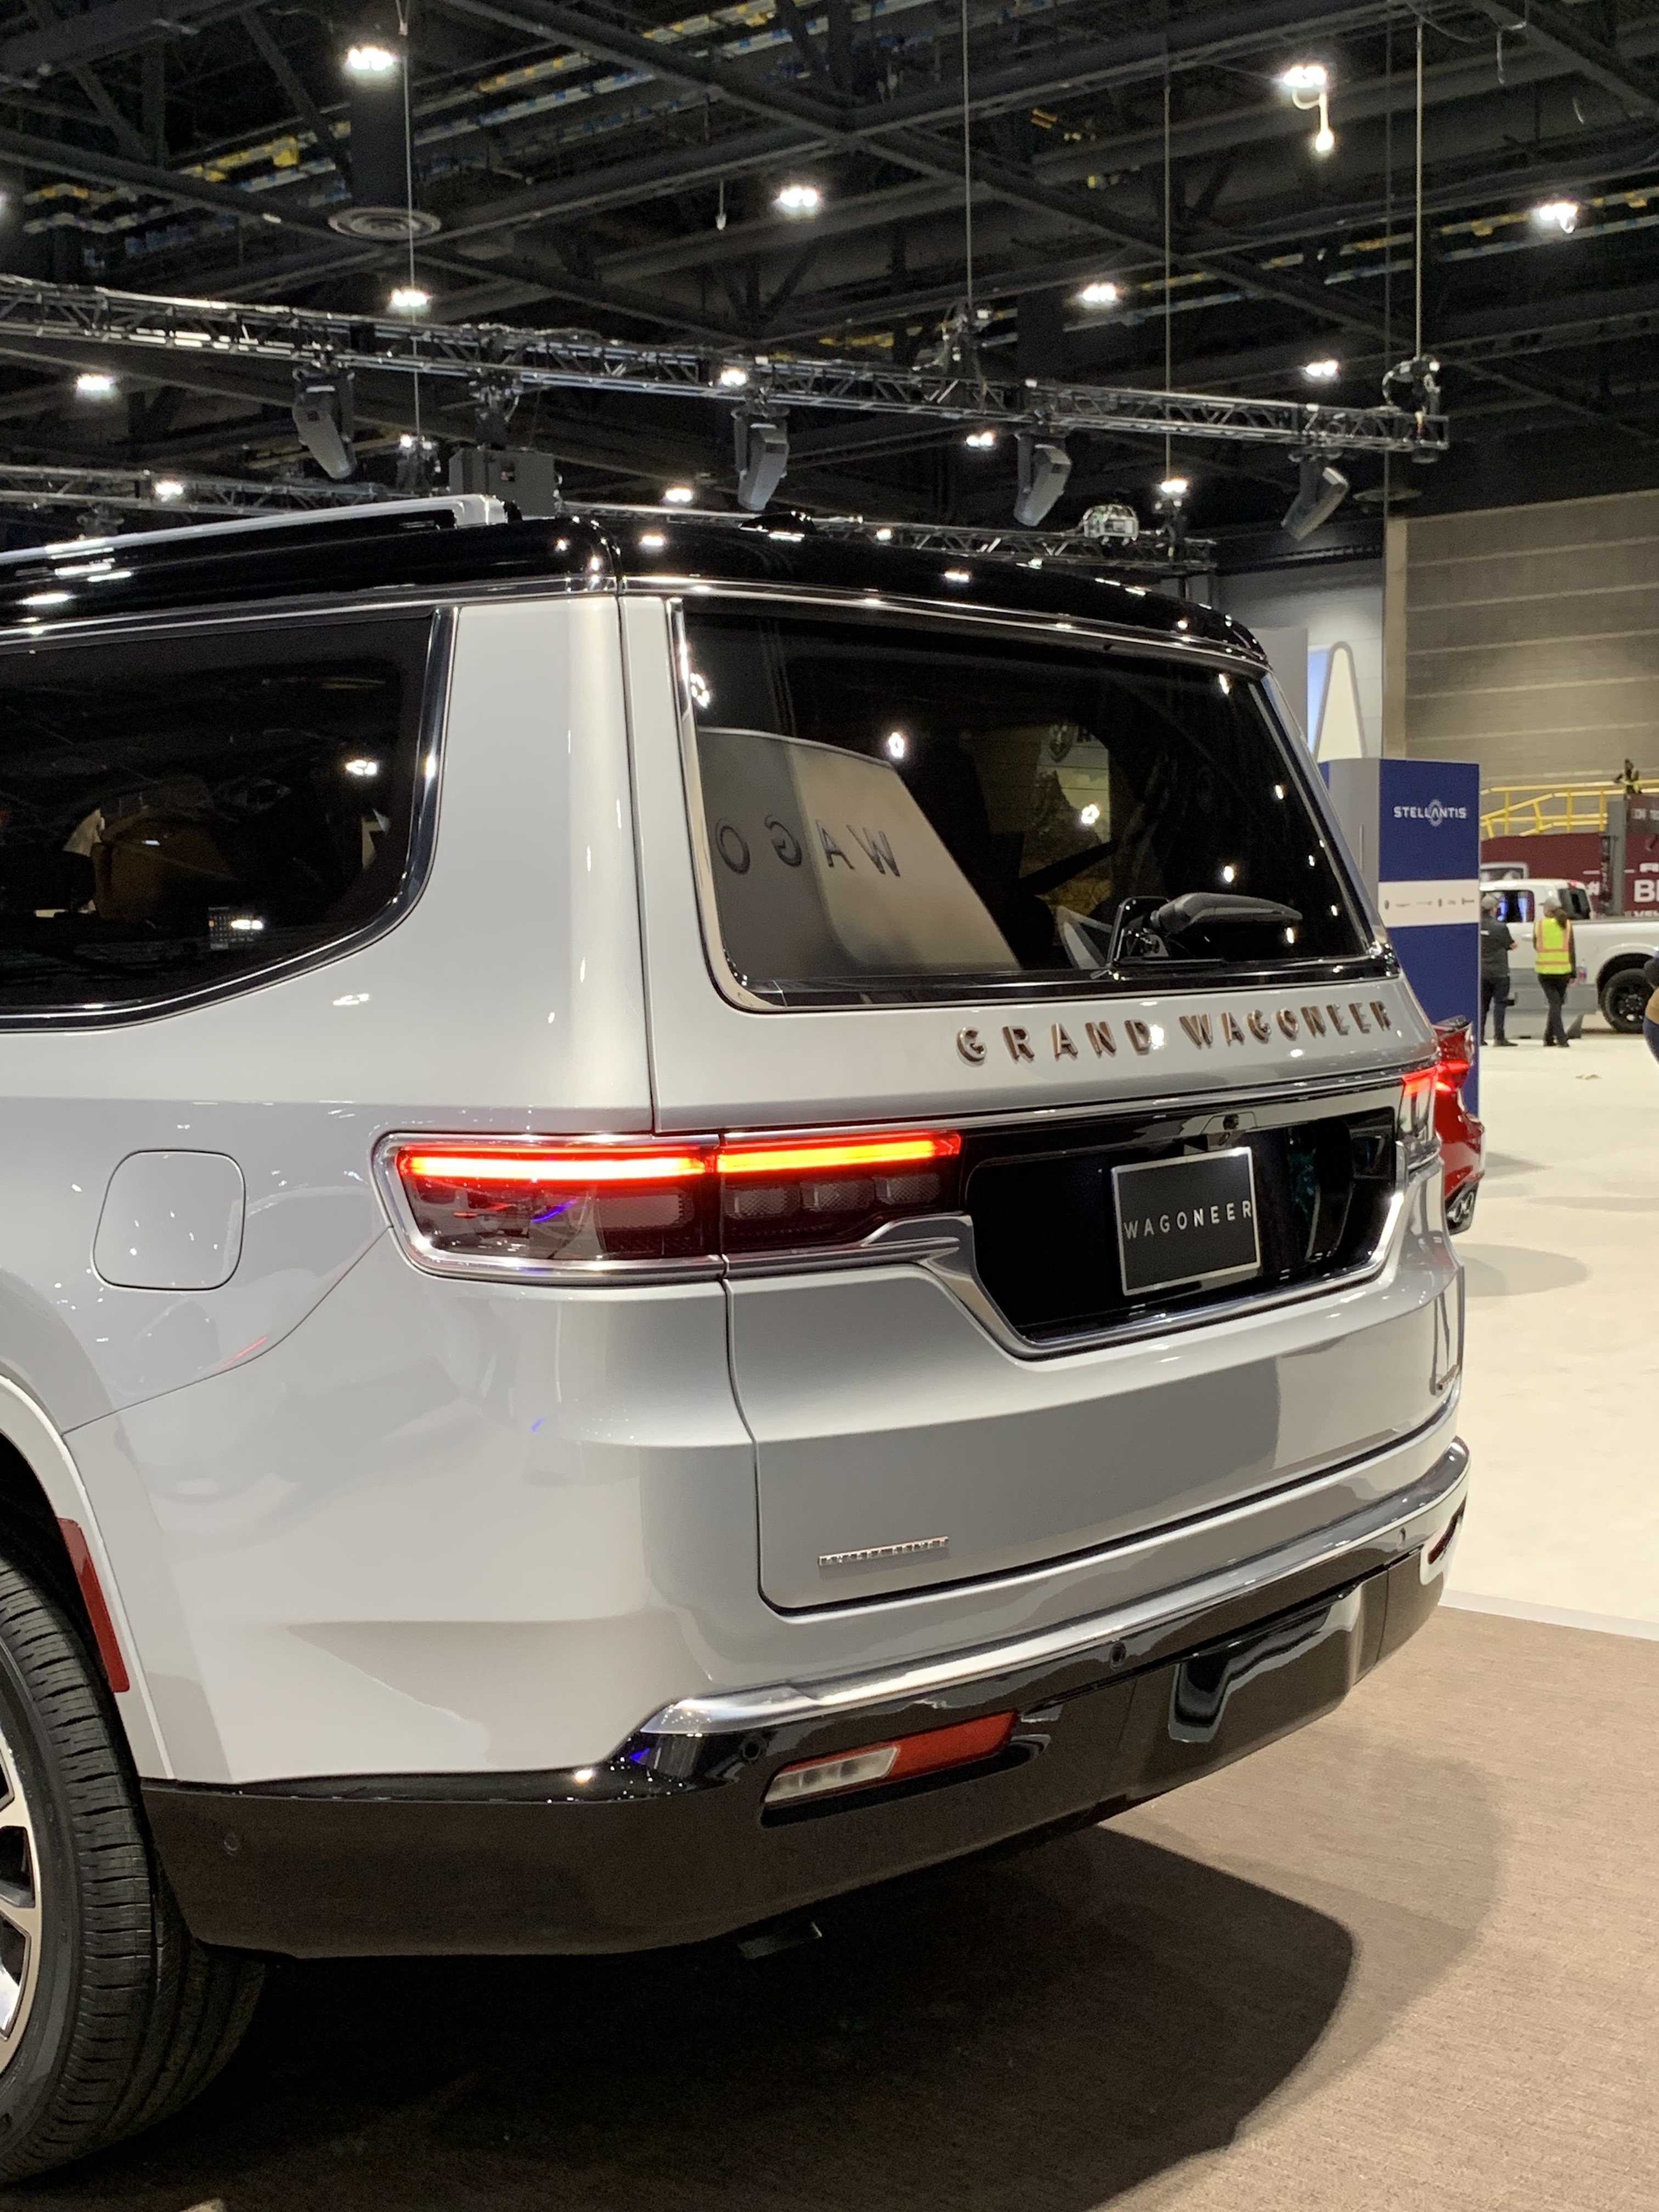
<box><xmin>1466</xmin><ymin>0</ymin><xmax>1659</xmax><ymax>119</ymax></box>
<box><xmin>0</xmin><ymin>459</ymin><xmax>388</xmax><ymax>517</ymax></box>
<box><xmin>0</xmin><ymin>275</ymin><xmax>1448</xmax><ymax>454</ymax></box>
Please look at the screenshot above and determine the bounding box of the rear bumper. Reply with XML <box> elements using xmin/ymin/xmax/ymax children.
<box><xmin>145</xmin><ymin>1441</ymin><xmax>1468</xmax><ymax>1959</ymax></box>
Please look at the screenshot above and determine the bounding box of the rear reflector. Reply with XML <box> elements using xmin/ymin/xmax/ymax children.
<box><xmin>764</xmin><ymin>1710</ymin><xmax>1015</xmax><ymax>1808</ymax></box>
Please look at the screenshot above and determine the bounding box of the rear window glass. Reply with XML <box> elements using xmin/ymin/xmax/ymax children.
<box><xmin>0</xmin><ymin>616</ymin><xmax>432</xmax><ymax>1016</ymax></box>
<box><xmin>682</xmin><ymin>607</ymin><xmax>1369</xmax><ymax>1006</ymax></box>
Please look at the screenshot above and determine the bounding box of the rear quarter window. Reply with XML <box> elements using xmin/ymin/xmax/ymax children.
<box><xmin>0</xmin><ymin>614</ymin><xmax>435</xmax><ymax>1018</ymax></box>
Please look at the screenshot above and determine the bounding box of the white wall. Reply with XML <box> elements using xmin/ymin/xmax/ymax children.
<box><xmin>1217</xmin><ymin>561</ymin><xmax>1385</xmax><ymax>758</ymax></box>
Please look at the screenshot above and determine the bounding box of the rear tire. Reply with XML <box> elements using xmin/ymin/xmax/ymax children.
<box><xmin>0</xmin><ymin>1548</ymin><xmax>262</xmax><ymax>2180</ymax></box>
<box><xmin>1599</xmin><ymin>966</ymin><xmax>1651</xmax><ymax>1034</ymax></box>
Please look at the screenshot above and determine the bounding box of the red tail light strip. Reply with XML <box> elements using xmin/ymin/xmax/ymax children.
<box><xmin>714</xmin><ymin>1131</ymin><xmax>961</xmax><ymax>1178</ymax></box>
<box><xmin>398</xmin><ymin>1147</ymin><xmax>710</xmax><ymax>1185</ymax></box>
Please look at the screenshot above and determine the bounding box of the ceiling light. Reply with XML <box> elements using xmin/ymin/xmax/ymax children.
<box><xmin>661</xmin><ymin>483</ymin><xmax>696</xmax><ymax>505</ymax></box>
<box><xmin>716</xmin><ymin>364</ymin><xmax>751</xmax><ymax>390</ymax></box>
<box><xmin>874</xmin><ymin>526</ymin><xmax>894</xmax><ymax>541</ymax></box>
<box><xmin>884</xmin><ymin>730</ymin><xmax>908</xmax><ymax>760</ymax></box>
<box><xmin>1303</xmin><ymin>357</ymin><xmax>1341</xmax><ymax>381</ymax></box>
<box><xmin>774</xmin><ymin>182</ymin><xmax>822</xmax><ymax>216</ymax></box>
<box><xmin>1278</xmin><ymin>61</ymin><xmax>1329</xmax><ymax>98</ymax></box>
<box><xmin>1312</xmin><ymin>117</ymin><xmax>1335</xmax><ymax>155</ymax></box>
<box><xmin>943</xmin><ymin>568</ymin><xmax>972</xmax><ymax>584</ymax></box>
<box><xmin>345</xmin><ymin>43</ymin><xmax>399</xmax><ymax>76</ymax></box>
<box><xmin>1532</xmin><ymin>199</ymin><xmax>1579</xmax><ymax>234</ymax></box>
<box><xmin>638</xmin><ymin>531</ymin><xmax>667</xmax><ymax>550</ymax></box>
<box><xmin>1079</xmin><ymin>803</ymin><xmax>1101</xmax><ymax>827</ymax></box>
<box><xmin>388</xmin><ymin>284</ymin><xmax>430</xmax><ymax>313</ymax></box>
<box><xmin>74</xmin><ymin>371</ymin><xmax>117</xmax><ymax>399</ymax></box>
<box><xmin>1076</xmin><ymin>280</ymin><xmax>1120</xmax><ymax>308</ymax></box>
<box><xmin>1158</xmin><ymin>475</ymin><xmax>1190</xmax><ymax>500</ymax></box>
<box><xmin>963</xmin><ymin>428</ymin><xmax>998</xmax><ymax>449</ymax></box>
<box><xmin>151</xmin><ymin>477</ymin><xmax>186</xmax><ymax>501</ymax></box>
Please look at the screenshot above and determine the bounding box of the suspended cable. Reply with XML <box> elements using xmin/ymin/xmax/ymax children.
<box><xmin>1163</xmin><ymin>59</ymin><xmax>1172</xmax><ymax>484</ymax></box>
<box><xmin>398</xmin><ymin>0</ymin><xmax>422</xmax><ymax>453</ymax></box>
<box><xmin>961</xmin><ymin>0</ymin><xmax>974</xmax><ymax>330</ymax></box>
<box><xmin>1414</xmin><ymin>17</ymin><xmax>1425</xmax><ymax>364</ymax></box>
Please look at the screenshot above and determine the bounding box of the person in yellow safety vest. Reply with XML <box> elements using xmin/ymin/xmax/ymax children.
<box><xmin>1533</xmin><ymin>898</ymin><xmax>1576</xmax><ymax>1048</ymax></box>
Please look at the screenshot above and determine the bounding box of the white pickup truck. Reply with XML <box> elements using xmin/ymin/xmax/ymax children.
<box><xmin>1479</xmin><ymin>873</ymin><xmax>1659</xmax><ymax>1034</ymax></box>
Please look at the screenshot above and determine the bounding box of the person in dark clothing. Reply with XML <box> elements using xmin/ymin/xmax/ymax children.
<box><xmin>1480</xmin><ymin>893</ymin><xmax>1516</xmax><ymax>1046</ymax></box>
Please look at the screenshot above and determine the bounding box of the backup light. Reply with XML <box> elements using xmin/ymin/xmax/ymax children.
<box><xmin>765</xmin><ymin>1711</ymin><xmax>1016</xmax><ymax>1808</ymax></box>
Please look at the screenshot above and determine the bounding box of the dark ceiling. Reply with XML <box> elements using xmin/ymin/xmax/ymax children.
<box><xmin>2</xmin><ymin>0</ymin><xmax>1659</xmax><ymax>555</ymax></box>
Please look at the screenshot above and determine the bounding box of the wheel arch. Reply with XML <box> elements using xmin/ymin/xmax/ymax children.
<box><xmin>0</xmin><ymin>1380</ymin><xmax>168</xmax><ymax>1777</ymax></box>
<box><xmin>1594</xmin><ymin>950</ymin><xmax>1650</xmax><ymax>990</ymax></box>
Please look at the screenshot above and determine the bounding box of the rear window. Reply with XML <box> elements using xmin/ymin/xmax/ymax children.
<box><xmin>682</xmin><ymin>607</ymin><xmax>1370</xmax><ymax>1007</ymax></box>
<box><xmin>0</xmin><ymin>615</ymin><xmax>433</xmax><ymax>1017</ymax></box>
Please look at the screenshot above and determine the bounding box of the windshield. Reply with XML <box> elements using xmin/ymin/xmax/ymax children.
<box><xmin>682</xmin><ymin>606</ymin><xmax>1371</xmax><ymax>1007</ymax></box>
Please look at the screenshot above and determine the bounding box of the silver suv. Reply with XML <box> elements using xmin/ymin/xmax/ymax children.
<box><xmin>0</xmin><ymin>498</ymin><xmax>1464</xmax><ymax>2174</ymax></box>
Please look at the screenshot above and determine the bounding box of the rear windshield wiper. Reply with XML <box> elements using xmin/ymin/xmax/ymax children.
<box><xmin>1101</xmin><ymin>892</ymin><xmax>1304</xmax><ymax>972</ymax></box>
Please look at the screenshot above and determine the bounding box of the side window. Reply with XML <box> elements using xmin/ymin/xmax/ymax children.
<box><xmin>0</xmin><ymin>616</ymin><xmax>433</xmax><ymax>1016</ymax></box>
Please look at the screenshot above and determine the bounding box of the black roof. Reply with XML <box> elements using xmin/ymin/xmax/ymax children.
<box><xmin>0</xmin><ymin>499</ymin><xmax>1255</xmax><ymax>659</ymax></box>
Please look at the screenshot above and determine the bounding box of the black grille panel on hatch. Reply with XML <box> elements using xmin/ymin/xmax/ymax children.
<box><xmin>963</xmin><ymin>1096</ymin><xmax>1398</xmax><ymax>1346</ymax></box>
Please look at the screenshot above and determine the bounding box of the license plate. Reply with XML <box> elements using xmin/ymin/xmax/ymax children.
<box><xmin>1111</xmin><ymin>1148</ymin><xmax>1261</xmax><ymax>1299</ymax></box>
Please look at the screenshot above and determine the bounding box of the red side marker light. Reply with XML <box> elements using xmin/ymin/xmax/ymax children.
<box><xmin>57</xmin><ymin>1520</ymin><xmax>129</xmax><ymax>1692</ymax></box>
<box><xmin>764</xmin><ymin>1709</ymin><xmax>1015</xmax><ymax>1808</ymax></box>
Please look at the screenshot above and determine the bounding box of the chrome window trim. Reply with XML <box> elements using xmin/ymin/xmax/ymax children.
<box><xmin>639</xmin><ymin>1435</ymin><xmax>1470</xmax><ymax>1731</ymax></box>
<box><xmin>0</xmin><ymin>605</ymin><xmax>454</xmax><ymax>1031</ymax></box>
<box><xmin>664</xmin><ymin>592</ymin><xmax>1384</xmax><ymax>1018</ymax></box>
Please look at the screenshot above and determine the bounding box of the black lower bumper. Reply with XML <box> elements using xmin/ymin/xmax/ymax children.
<box><xmin>143</xmin><ymin>1502</ymin><xmax>1456</xmax><ymax>1959</ymax></box>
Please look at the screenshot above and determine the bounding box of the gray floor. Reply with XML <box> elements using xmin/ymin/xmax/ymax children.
<box><xmin>17</xmin><ymin>1606</ymin><xmax>1657</xmax><ymax>2212</ymax></box>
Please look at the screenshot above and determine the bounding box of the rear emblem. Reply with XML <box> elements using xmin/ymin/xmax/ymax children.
<box><xmin>819</xmin><ymin>1535</ymin><xmax>950</xmax><ymax>1570</ymax></box>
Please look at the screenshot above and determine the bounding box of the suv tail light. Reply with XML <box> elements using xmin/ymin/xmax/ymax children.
<box><xmin>1398</xmin><ymin>1066</ymin><xmax>1438</xmax><ymax>1171</ymax></box>
<box><xmin>383</xmin><ymin>1130</ymin><xmax>962</xmax><ymax>1278</ymax></box>
<box><xmin>1434</xmin><ymin>1017</ymin><xmax>1474</xmax><ymax>1096</ymax></box>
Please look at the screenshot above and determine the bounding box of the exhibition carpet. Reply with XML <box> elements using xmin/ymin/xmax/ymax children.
<box><xmin>18</xmin><ymin>1603</ymin><xmax>1655</xmax><ymax>2212</ymax></box>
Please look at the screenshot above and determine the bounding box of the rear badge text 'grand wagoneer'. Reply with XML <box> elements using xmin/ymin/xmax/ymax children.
<box><xmin>957</xmin><ymin>999</ymin><xmax>1397</xmax><ymax>1066</ymax></box>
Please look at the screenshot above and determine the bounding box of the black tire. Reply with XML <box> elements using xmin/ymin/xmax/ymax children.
<box><xmin>0</xmin><ymin>1548</ymin><xmax>263</xmax><ymax>2180</ymax></box>
<box><xmin>1599</xmin><ymin>965</ymin><xmax>1651</xmax><ymax>1034</ymax></box>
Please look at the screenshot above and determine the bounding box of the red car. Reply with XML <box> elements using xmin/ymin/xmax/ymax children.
<box><xmin>1434</xmin><ymin>1016</ymin><xmax>1482</xmax><ymax>1233</ymax></box>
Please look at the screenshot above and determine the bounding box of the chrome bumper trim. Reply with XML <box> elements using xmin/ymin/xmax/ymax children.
<box><xmin>642</xmin><ymin>1438</ymin><xmax>1469</xmax><ymax>1738</ymax></box>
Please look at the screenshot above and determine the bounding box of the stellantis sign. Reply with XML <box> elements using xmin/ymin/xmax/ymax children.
<box><xmin>1392</xmin><ymin>800</ymin><xmax>1470</xmax><ymax>826</ymax></box>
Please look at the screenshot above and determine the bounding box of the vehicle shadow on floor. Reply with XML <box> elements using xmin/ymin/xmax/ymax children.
<box><xmin>16</xmin><ymin>1823</ymin><xmax>1361</xmax><ymax>2212</ymax></box>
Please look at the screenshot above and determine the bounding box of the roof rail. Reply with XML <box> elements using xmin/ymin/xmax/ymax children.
<box><xmin>0</xmin><ymin>493</ymin><xmax>509</xmax><ymax>572</ymax></box>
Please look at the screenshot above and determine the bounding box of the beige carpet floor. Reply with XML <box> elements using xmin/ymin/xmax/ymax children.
<box><xmin>18</xmin><ymin>1605</ymin><xmax>1658</xmax><ymax>2212</ymax></box>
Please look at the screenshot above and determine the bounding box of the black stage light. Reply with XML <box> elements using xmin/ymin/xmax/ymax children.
<box><xmin>291</xmin><ymin>367</ymin><xmax>357</xmax><ymax>480</ymax></box>
<box><xmin>1283</xmin><ymin>455</ymin><xmax>1348</xmax><ymax>540</ymax></box>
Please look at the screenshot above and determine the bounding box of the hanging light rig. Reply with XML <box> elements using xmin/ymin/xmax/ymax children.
<box><xmin>1278</xmin><ymin>60</ymin><xmax>1335</xmax><ymax>156</ymax></box>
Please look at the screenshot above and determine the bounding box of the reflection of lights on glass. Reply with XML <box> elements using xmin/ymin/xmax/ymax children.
<box><xmin>1217</xmin><ymin>673</ymin><xmax>1231</xmax><ymax>694</ymax></box>
<box><xmin>943</xmin><ymin>568</ymin><xmax>972</xmax><ymax>584</ymax></box>
<box><xmin>1272</xmin><ymin>783</ymin><xmax>1286</xmax><ymax>799</ymax></box>
<box><xmin>230</xmin><ymin>916</ymin><xmax>266</xmax><ymax>934</ymax></box>
<box><xmin>1079</xmin><ymin>803</ymin><xmax>1101</xmax><ymax>827</ymax></box>
<box><xmin>21</xmin><ymin>590</ymin><xmax>71</xmax><ymax>607</ymax></box>
<box><xmin>638</xmin><ymin>531</ymin><xmax>666</xmax><ymax>550</ymax></box>
<box><xmin>1284</xmin><ymin>926</ymin><xmax>1297</xmax><ymax>943</ymax></box>
<box><xmin>686</xmin><ymin>670</ymin><xmax>712</xmax><ymax>710</ymax></box>
<box><xmin>571</xmin><ymin>1767</ymin><xmax>595</xmax><ymax>1784</ymax></box>
<box><xmin>345</xmin><ymin>758</ymin><xmax>380</xmax><ymax>778</ymax></box>
<box><xmin>1220</xmin><ymin>863</ymin><xmax>1237</xmax><ymax>884</ymax></box>
<box><xmin>884</xmin><ymin>730</ymin><xmax>908</xmax><ymax>760</ymax></box>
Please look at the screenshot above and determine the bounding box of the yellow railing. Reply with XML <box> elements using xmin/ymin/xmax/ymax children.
<box><xmin>1480</xmin><ymin>784</ymin><xmax>1621</xmax><ymax>839</ymax></box>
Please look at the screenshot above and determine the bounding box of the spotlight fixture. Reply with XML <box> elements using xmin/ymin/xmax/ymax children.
<box><xmin>1014</xmin><ymin>431</ymin><xmax>1073</xmax><ymax>527</ymax></box>
<box><xmin>291</xmin><ymin>365</ymin><xmax>357</xmax><ymax>481</ymax></box>
<box><xmin>733</xmin><ymin>410</ymin><xmax>789</xmax><ymax>512</ymax></box>
<box><xmin>1075</xmin><ymin>280</ymin><xmax>1120</xmax><ymax>308</ymax></box>
<box><xmin>1278</xmin><ymin>59</ymin><xmax>1334</xmax><ymax>156</ymax></box>
<box><xmin>874</xmin><ymin>526</ymin><xmax>894</xmax><ymax>541</ymax></box>
<box><xmin>1158</xmin><ymin>475</ymin><xmax>1190</xmax><ymax>501</ymax></box>
<box><xmin>388</xmin><ymin>284</ymin><xmax>430</xmax><ymax>313</ymax></box>
<box><xmin>963</xmin><ymin>427</ymin><xmax>998</xmax><ymax>450</ymax></box>
<box><xmin>774</xmin><ymin>181</ymin><xmax>822</xmax><ymax>216</ymax></box>
<box><xmin>344</xmin><ymin>42</ymin><xmax>398</xmax><ymax>75</ymax></box>
<box><xmin>151</xmin><ymin>478</ymin><xmax>186</xmax><ymax>501</ymax></box>
<box><xmin>1282</xmin><ymin>455</ymin><xmax>1350</xmax><ymax>541</ymax></box>
<box><xmin>74</xmin><ymin>371</ymin><xmax>117</xmax><ymax>399</ymax></box>
<box><xmin>661</xmin><ymin>483</ymin><xmax>696</xmax><ymax>506</ymax></box>
<box><xmin>716</xmin><ymin>364</ymin><xmax>751</xmax><ymax>390</ymax></box>
<box><xmin>1303</xmin><ymin>357</ymin><xmax>1341</xmax><ymax>381</ymax></box>
<box><xmin>1532</xmin><ymin>199</ymin><xmax>1579</xmax><ymax>234</ymax></box>
<box><xmin>884</xmin><ymin>730</ymin><xmax>909</xmax><ymax>760</ymax></box>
